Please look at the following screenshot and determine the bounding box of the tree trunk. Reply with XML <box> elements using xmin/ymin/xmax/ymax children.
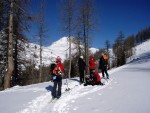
<box><xmin>39</xmin><ymin>32</ymin><xmax>42</xmax><ymax>82</ymax></box>
<box><xmin>4</xmin><ymin>0</ymin><xmax>14</xmax><ymax>89</ymax></box>
<box><xmin>39</xmin><ymin>0</ymin><xmax>45</xmax><ymax>82</ymax></box>
<box><xmin>83</xmin><ymin>24</ymin><xmax>87</xmax><ymax>74</ymax></box>
<box><xmin>86</xmin><ymin>30</ymin><xmax>89</xmax><ymax>75</ymax></box>
<box><xmin>68</xmin><ymin>36</ymin><xmax>71</xmax><ymax>79</ymax></box>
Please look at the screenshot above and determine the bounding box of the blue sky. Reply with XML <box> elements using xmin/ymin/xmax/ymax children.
<box><xmin>29</xmin><ymin>0</ymin><xmax>150</xmax><ymax>48</ymax></box>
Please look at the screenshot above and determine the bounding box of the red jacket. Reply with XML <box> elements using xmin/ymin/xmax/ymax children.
<box><xmin>56</xmin><ymin>62</ymin><xmax>64</xmax><ymax>73</ymax></box>
<box><xmin>92</xmin><ymin>72</ymin><xmax>101</xmax><ymax>82</ymax></box>
<box><xmin>89</xmin><ymin>56</ymin><xmax>96</xmax><ymax>70</ymax></box>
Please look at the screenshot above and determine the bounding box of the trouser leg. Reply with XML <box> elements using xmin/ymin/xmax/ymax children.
<box><xmin>82</xmin><ymin>70</ymin><xmax>85</xmax><ymax>83</ymax></box>
<box><xmin>80</xmin><ymin>70</ymin><xmax>84</xmax><ymax>83</ymax></box>
<box><xmin>57</xmin><ymin>81</ymin><xmax>62</xmax><ymax>97</ymax></box>
<box><xmin>90</xmin><ymin>69</ymin><xmax>93</xmax><ymax>75</ymax></box>
<box><xmin>104</xmin><ymin>67</ymin><xmax>109</xmax><ymax>79</ymax></box>
<box><xmin>102</xmin><ymin>69</ymin><xmax>105</xmax><ymax>78</ymax></box>
<box><xmin>52</xmin><ymin>81</ymin><xmax>57</xmax><ymax>98</ymax></box>
<box><xmin>79</xmin><ymin>72</ymin><xmax>82</xmax><ymax>83</ymax></box>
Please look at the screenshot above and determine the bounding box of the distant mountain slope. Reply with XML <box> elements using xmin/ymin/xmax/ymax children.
<box><xmin>126</xmin><ymin>39</ymin><xmax>150</xmax><ymax>63</ymax></box>
<box><xmin>26</xmin><ymin>37</ymin><xmax>98</xmax><ymax>67</ymax></box>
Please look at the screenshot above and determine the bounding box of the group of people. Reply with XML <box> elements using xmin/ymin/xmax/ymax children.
<box><xmin>78</xmin><ymin>53</ymin><xmax>109</xmax><ymax>85</ymax></box>
<box><xmin>50</xmin><ymin>53</ymin><xmax>109</xmax><ymax>99</ymax></box>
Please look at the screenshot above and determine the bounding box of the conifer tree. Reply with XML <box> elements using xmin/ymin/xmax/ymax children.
<box><xmin>0</xmin><ymin>1</ymin><xmax>9</xmax><ymax>88</ymax></box>
<box><xmin>60</xmin><ymin>0</ymin><xmax>76</xmax><ymax>78</ymax></box>
<box><xmin>78</xmin><ymin>0</ymin><xmax>96</xmax><ymax>74</ymax></box>
<box><xmin>124</xmin><ymin>35</ymin><xmax>135</xmax><ymax>59</ymax></box>
<box><xmin>105</xmin><ymin>40</ymin><xmax>111</xmax><ymax>68</ymax></box>
<box><xmin>113</xmin><ymin>31</ymin><xmax>125</xmax><ymax>67</ymax></box>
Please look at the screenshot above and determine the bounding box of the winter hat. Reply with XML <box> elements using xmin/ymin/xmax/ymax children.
<box><xmin>56</xmin><ymin>56</ymin><xmax>61</xmax><ymax>62</ymax></box>
<box><xmin>90</xmin><ymin>55</ymin><xmax>94</xmax><ymax>61</ymax></box>
<box><xmin>80</xmin><ymin>55</ymin><xmax>83</xmax><ymax>59</ymax></box>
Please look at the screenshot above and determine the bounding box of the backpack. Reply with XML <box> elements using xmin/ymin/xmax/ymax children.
<box><xmin>50</xmin><ymin>63</ymin><xmax>57</xmax><ymax>74</ymax></box>
<box><xmin>50</xmin><ymin>63</ymin><xmax>63</xmax><ymax>81</ymax></box>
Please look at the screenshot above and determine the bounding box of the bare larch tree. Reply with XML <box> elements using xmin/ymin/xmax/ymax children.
<box><xmin>4</xmin><ymin>0</ymin><xmax>14</xmax><ymax>89</ymax></box>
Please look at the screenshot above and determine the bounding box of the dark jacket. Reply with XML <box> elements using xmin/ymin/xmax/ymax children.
<box><xmin>78</xmin><ymin>58</ymin><xmax>86</xmax><ymax>72</ymax></box>
<box><xmin>99</xmin><ymin>56</ymin><xmax>108</xmax><ymax>69</ymax></box>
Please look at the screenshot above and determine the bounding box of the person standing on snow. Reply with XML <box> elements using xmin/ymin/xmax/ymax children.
<box><xmin>51</xmin><ymin>56</ymin><xmax>64</xmax><ymax>99</ymax></box>
<box><xmin>99</xmin><ymin>53</ymin><xmax>109</xmax><ymax>79</ymax></box>
<box><xmin>89</xmin><ymin>55</ymin><xmax>96</xmax><ymax>76</ymax></box>
<box><xmin>78</xmin><ymin>55</ymin><xmax>86</xmax><ymax>84</ymax></box>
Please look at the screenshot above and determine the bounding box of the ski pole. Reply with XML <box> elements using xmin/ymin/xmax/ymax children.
<box><xmin>65</xmin><ymin>77</ymin><xmax>70</xmax><ymax>91</ymax></box>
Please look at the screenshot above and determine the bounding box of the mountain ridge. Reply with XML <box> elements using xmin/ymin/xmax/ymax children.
<box><xmin>26</xmin><ymin>37</ymin><xmax>98</xmax><ymax>67</ymax></box>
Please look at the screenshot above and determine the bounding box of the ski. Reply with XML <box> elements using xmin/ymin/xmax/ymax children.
<box><xmin>50</xmin><ymin>84</ymin><xmax>78</xmax><ymax>103</ymax></box>
<box><xmin>101</xmin><ymin>77</ymin><xmax>108</xmax><ymax>83</ymax></box>
<box><xmin>104</xmin><ymin>78</ymin><xmax>112</xmax><ymax>83</ymax></box>
<box><xmin>50</xmin><ymin>97</ymin><xmax>59</xmax><ymax>103</ymax></box>
<box><xmin>105</xmin><ymin>78</ymin><xmax>108</xmax><ymax>82</ymax></box>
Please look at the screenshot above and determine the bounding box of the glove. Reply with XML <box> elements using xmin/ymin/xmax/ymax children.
<box><xmin>61</xmin><ymin>73</ymin><xmax>64</xmax><ymax>77</ymax></box>
<box><xmin>53</xmin><ymin>76</ymin><xmax>56</xmax><ymax>80</ymax></box>
<box><xmin>58</xmin><ymin>71</ymin><xmax>64</xmax><ymax>77</ymax></box>
<box><xmin>58</xmin><ymin>71</ymin><xmax>62</xmax><ymax>75</ymax></box>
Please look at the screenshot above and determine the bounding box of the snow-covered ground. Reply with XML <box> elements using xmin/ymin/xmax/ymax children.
<box><xmin>0</xmin><ymin>40</ymin><xmax>150</xmax><ymax>113</ymax></box>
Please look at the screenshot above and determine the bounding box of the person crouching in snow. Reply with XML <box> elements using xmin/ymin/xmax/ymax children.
<box><xmin>50</xmin><ymin>56</ymin><xmax>64</xmax><ymax>99</ymax></box>
<box><xmin>84</xmin><ymin>70</ymin><xmax>103</xmax><ymax>86</ymax></box>
<box><xmin>91</xmin><ymin>70</ymin><xmax>104</xmax><ymax>85</ymax></box>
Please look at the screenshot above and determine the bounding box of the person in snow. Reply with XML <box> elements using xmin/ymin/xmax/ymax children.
<box><xmin>99</xmin><ymin>53</ymin><xmax>109</xmax><ymax>79</ymax></box>
<box><xmin>78</xmin><ymin>55</ymin><xmax>86</xmax><ymax>84</ymax></box>
<box><xmin>51</xmin><ymin>56</ymin><xmax>64</xmax><ymax>99</ymax></box>
<box><xmin>84</xmin><ymin>70</ymin><xmax>103</xmax><ymax>86</ymax></box>
<box><xmin>89</xmin><ymin>55</ymin><xmax>96</xmax><ymax>76</ymax></box>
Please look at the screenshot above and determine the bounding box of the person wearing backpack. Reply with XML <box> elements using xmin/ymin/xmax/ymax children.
<box><xmin>99</xmin><ymin>53</ymin><xmax>109</xmax><ymax>79</ymax></box>
<box><xmin>51</xmin><ymin>56</ymin><xmax>64</xmax><ymax>99</ymax></box>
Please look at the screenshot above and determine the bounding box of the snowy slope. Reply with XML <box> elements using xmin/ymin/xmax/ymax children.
<box><xmin>0</xmin><ymin>40</ymin><xmax>150</xmax><ymax>113</ymax></box>
<box><xmin>25</xmin><ymin>37</ymin><xmax>98</xmax><ymax>67</ymax></box>
<box><xmin>126</xmin><ymin>39</ymin><xmax>150</xmax><ymax>63</ymax></box>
